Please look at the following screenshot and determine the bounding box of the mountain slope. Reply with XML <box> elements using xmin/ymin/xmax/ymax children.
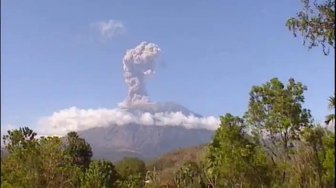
<box><xmin>78</xmin><ymin>124</ymin><xmax>213</xmax><ymax>161</ymax></box>
<box><xmin>76</xmin><ymin>102</ymin><xmax>215</xmax><ymax>161</ymax></box>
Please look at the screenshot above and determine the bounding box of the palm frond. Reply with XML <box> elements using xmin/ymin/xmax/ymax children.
<box><xmin>327</xmin><ymin>95</ymin><xmax>335</xmax><ymax>110</ymax></box>
<box><xmin>325</xmin><ymin>114</ymin><xmax>335</xmax><ymax>125</ymax></box>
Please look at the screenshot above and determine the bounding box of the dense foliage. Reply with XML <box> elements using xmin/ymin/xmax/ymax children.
<box><xmin>205</xmin><ymin>114</ymin><xmax>272</xmax><ymax>187</ymax></box>
<box><xmin>115</xmin><ymin>157</ymin><xmax>147</xmax><ymax>188</ymax></box>
<box><xmin>1</xmin><ymin>129</ymin><xmax>83</xmax><ymax>188</ymax></box>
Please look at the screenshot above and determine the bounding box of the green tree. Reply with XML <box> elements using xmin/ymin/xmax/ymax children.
<box><xmin>205</xmin><ymin>114</ymin><xmax>272</xmax><ymax>188</ymax></box>
<box><xmin>244</xmin><ymin>78</ymin><xmax>312</xmax><ymax>158</ymax></box>
<box><xmin>298</xmin><ymin>126</ymin><xmax>326</xmax><ymax>187</ymax></box>
<box><xmin>2</xmin><ymin>127</ymin><xmax>37</xmax><ymax>152</ymax></box>
<box><xmin>1</xmin><ymin>128</ymin><xmax>82</xmax><ymax>188</ymax></box>
<box><xmin>286</xmin><ymin>0</ymin><xmax>335</xmax><ymax>55</ymax></box>
<box><xmin>1</xmin><ymin>127</ymin><xmax>41</xmax><ymax>188</ymax></box>
<box><xmin>64</xmin><ymin>131</ymin><xmax>93</xmax><ymax>169</ymax></box>
<box><xmin>38</xmin><ymin>136</ymin><xmax>81</xmax><ymax>188</ymax></box>
<box><xmin>80</xmin><ymin>160</ymin><xmax>119</xmax><ymax>188</ymax></box>
<box><xmin>244</xmin><ymin>78</ymin><xmax>314</xmax><ymax>186</ymax></box>
<box><xmin>321</xmin><ymin>130</ymin><xmax>335</xmax><ymax>187</ymax></box>
<box><xmin>295</xmin><ymin>126</ymin><xmax>335</xmax><ymax>187</ymax></box>
<box><xmin>115</xmin><ymin>157</ymin><xmax>146</xmax><ymax>188</ymax></box>
<box><xmin>174</xmin><ymin>161</ymin><xmax>206</xmax><ymax>188</ymax></box>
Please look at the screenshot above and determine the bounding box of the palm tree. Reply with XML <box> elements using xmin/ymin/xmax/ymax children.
<box><xmin>325</xmin><ymin>95</ymin><xmax>335</xmax><ymax>125</ymax></box>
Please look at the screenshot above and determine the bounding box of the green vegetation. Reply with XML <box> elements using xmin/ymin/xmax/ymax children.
<box><xmin>205</xmin><ymin>114</ymin><xmax>272</xmax><ymax>187</ymax></box>
<box><xmin>80</xmin><ymin>160</ymin><xmax>119</xmax><ymax>188</ymax></box>
<box><xmin>286</xmin><ymin>0</ymin><xmax>335</xmax><ymax>55</ymax></box>
<box><xmin>64</xmin><ymin>131</ymin><xmax>93</xmax><ymax>170</ymax></box>
<box><xmin>1</xmin><ymin>128</ymin><xmax>82</xmax><ymax>188</ymax></box>
<box><xmin>115</xmin><ymin>157</ymin><xmax>146</xmax><ymax>188</ymax></box>
<box><xmin>1</xmin><ymin>77</ymin><xmax>334</xmax><ymax>188</ymax></box>
<box><xmin>146</xmin><ymin>145</ymin><xmax>207</xmax><ymax>186</ymax></box>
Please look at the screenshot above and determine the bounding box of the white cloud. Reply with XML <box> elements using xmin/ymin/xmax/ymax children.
<box><xmin>93</xmin><ymin>19</ymin><xmax>125</xmax><ymax>40</ymax></box>
<box><xmin>37</xmin><ymin>106</ymin><xmax>220</xmax><ymax>136</ymax></box>
<box><xmin>140</xmin><ymin>112</ymin><xmax>155</xmax><ymax>125</ymax></box>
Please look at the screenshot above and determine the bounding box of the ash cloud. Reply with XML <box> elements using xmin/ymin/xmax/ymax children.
<box><xmin>121</xmin><ymin>42</ymin><xmax>161</xmax><ymax>107</ymax></box>
<box><xmin>37</xmin><ymin>42</ymin><xmax>219</xmax><ymax>136</ymax></box>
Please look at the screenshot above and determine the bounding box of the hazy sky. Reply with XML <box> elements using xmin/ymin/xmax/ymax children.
<box><xmin>2</xmin><ymin>0</ymin><xmax>334</xmax><ymax>133</ymax></box>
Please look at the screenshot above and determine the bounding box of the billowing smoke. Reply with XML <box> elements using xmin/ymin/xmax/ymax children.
<box><xmin>121</xmin><ymin>42</ymin><xmax>160</xmax><ymax>107</ymax></box>
<box><xmin>38</xmin><ymin>107</ymin><xmax>219</xmax><ymax>136</ymax></box>
<box><xmin>37</xmin><ymin>42</ymin><xmax>220</xmax><ymax>136</ymax></box>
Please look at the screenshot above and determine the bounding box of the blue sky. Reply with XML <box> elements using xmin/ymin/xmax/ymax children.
<box><xmin>1</xmin><ymin>0</ymin><xmax>334</xmax><ymax>133</ymax></box>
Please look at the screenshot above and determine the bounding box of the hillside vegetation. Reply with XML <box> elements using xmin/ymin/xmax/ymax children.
<box><xmin>146</xmin><ymin>145</ymin><xmax>206</xmax><ymax>186</ymax></box>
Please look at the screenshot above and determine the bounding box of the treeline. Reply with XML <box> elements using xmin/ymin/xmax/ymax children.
<box><xmin>1</xmin><ymin>77</ymin><xmax>334</xmax><ymax>188</ymax></box>
<box><xmin>1</xmin><ymin>127</ymin><xmax>150</xmax><ymax>188</ymax></box>
<box><xmin>152</xmin><ymin>78</ymin><xmax>335</xmax><ymax>188</ymax></box>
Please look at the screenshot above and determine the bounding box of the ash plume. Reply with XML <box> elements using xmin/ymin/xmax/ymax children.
<box><xmin>36</xmin><ymin>42</ymin><xmax>220</xmax><ymax>136</ymax></box>
<box><xmin>121</xmin><ymin>42</ymin><xmax>161</xmax><ymax>107</ymax></box>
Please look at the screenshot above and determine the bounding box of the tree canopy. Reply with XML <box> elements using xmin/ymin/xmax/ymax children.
<box><xmin>286</xmin><ymin>0</ymin><xmax>335</xmax><ymax>55</ymax></box>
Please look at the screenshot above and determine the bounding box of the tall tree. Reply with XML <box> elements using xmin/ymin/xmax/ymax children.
<box><xmin>1</xmin><ymin>127</ymin><xmax>41</xmax><ymax>188</ymax></box>
<box><xmin>286</xmin><ymin>0</ymin><xmax>335</xmax><ymax>55</ymax></box>
<box><xmin>64</xmin><ymin>131</ymin><xmax>93</xmax><ymax>169</ymax></box>
<box><xmin>298</xmin><ymin>126</ymin><xmax>335</xmax><ymax>187</ymax></box>
<box><xmin>115</xmin><ymin>157</ymin><xmax>146</xmax><ymax>188</ymax></box>
<box><xmin>39</xmin><ymin>136</ymin><xmax>81</xmax><ymax>188</ymax></box>
<box><xmin>1</xmin><ymin>128</ymin><xmax>82</xmax><ymax>188</ymax></box>
<box><xmin>244</xmin><ymin>78</ymin><xmax>313</xmax><ymax>158</ymax></box>
<box><xmin>80</xmin><ymin>160</ymin><xmax>119</xmax><ymax>188</ymax></box>
<box><xmin>244</xmin><ymin>78</ymin><xmax>314</xmax><ymax>186</ymax></box>
<box><xmin>174</xmin><ymin>161</ymin><xmax>205</xmax><ymax>188</ymax></box>
<box><xmin>2</xmin><ymin>127</ymin><xmax>37</xmax><ymax>152</ymax></box>
<box><xmin>205</xmin><ymin>114</ymin><xmax>272</xmax><ymax>188</ymax></box>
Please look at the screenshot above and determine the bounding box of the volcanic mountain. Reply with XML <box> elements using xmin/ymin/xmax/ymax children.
<box><xmin>38</xmin><ymin>42</ymin><xmax>218</xmax><ymax>161</ymax></box>
<box><xmin>77</xmin><ymin>102</ymin><xmax>215</xmax><ymax>161</ymax></box>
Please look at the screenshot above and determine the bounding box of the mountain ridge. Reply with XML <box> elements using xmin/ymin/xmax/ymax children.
<box><xmin>78</xmin><ymin>122</ymin><xmax>214</xmax><ymax>161</ymax></box>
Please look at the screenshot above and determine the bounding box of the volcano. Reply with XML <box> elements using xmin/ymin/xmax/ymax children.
<box><xmin>77</xmin><ymin>102</ymin><xmax>214</xmax><ymax>161</ymax></box>
<box><xmin>39</xmin><ymin>42</ymin><xmax>219</xmax><ymax>161</ymax></box>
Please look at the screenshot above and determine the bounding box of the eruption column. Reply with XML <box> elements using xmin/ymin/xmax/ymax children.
<box><xmin>122</xmin><ymin>42</ymin><xmax>161</xmax><ymax>107</ymax></box>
